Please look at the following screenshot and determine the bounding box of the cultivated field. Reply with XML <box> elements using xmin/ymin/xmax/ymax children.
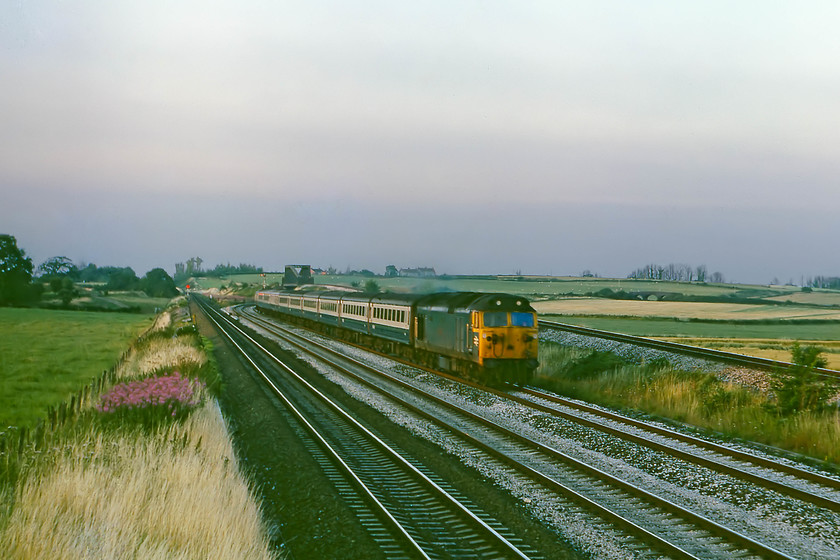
<box><xmin>533</xmin><ymin>298</ymin><xmax>840</xmax><ymax>321</ymax></box>
<box><xmin>533</xmin><ymin>297</ymin><xmax>840</xmax><ymax>369</ymax></box>
<box><xmin>0</xmin><ymin>307</ymin><xmax>154</xmax><ymax>429</ymax></box>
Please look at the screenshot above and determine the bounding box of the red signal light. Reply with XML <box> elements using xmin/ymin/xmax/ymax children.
<box><xmin>186</xmin><ymin>284</ymin><xmax>190</xmax><ymax>289</ymax></box>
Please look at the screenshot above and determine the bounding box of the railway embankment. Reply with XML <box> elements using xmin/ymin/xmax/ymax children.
<box><xmin>0</xmin><ymin>300</ymin><xmax>278</xmax><ymax>559</ymax></box>
<box><xmin>536</xmin><ymin>328</ymin><xmax>840</xmax><ymax>467</ymax></box>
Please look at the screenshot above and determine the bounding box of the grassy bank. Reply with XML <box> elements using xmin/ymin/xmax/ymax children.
<box><xmin>534</xmin><ymin>342</ymin><xmax>840</xmax><ymax>465</ymax></box>
<box><xmin>1</xmin><ymin>401</ymin><xmax>273</xmax><ymax>559</ymax></box>
<box><xmin>0</xmin><ymin>301</ymin><xmax>277</xmax><ymax>559</ymax></box>
<box><xmin>0</xmin><ymin>307</ymin><xmax>154</xmax><ymax>429</ymax></box>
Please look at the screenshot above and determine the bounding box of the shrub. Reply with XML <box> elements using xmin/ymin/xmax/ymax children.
<box><xmin>97</xmin><ymin>372</ymin><xmax>205</xmax><ymax>428</ymax></box>
<box><xmin>175</xmin><ymin>324</ymin><xmax>197</xmax><ymax>337</ymax></box>
<box><xmin>769</xmin><ymin>343</ymin><xmax>835</xmax><ymax>415</ymax></box>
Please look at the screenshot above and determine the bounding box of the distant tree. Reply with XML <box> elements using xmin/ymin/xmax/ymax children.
<box><xmin>49</xmin><ymin>277</ymin><xmax>64</xmax><ymax>293</ymax></box>
<box><xmin>188</xmin><ymin>257</ymin><xmax>203</xmax><ymax>275</ymax></box>
<box><xmin>204</xmin><ymin>262</ymin><xmax>264</xmax><ymax>278</ymax></box>
<box><xmin>105</xmin><ymin>267</ymin><xmax>140</xmax><ymax>291</ymax></box>
<box><xmin>0</xmin><ymin>234</ymin><xmax>38</xmax><ymax>304</ymax></box>
<box><xmin>174</xmin><ymin>261</ymin><xmax>187</xmax><ymax>283</ymax></box>
<box><xmin>140</xmin><ymin>268</ymin><xmax>178</xmax><ymax>298</ymax></box>
<box><xmin>57</xmin><ymin>277</ymin><xmax>77</xmax><ymax>306</ymax></box>
<box><xmin>363</xmin><ymin>279</ymin><xmax>381</xmax><ymax>294</ymax></box>
<box><xmin>709</xmin><ymin>271</ymin><xmax>725</xmax><ymax>284</ymax></box>
<box><xmin>175</xmin><ymin>257</ymin><xmax>204</xmax><ymax>283</ymax></box>
<box><xmin>37</xmin><ymin>256</ymin><xmax>77</xmax><ymax>279</ymax></box>
<box><xmin>809</xmin><ymin>276</ymin><xmax>840</xmax><ymax>290</ymax></box>
<box><xmin>628</xmin><ymin>262</ymin><xmax>710</xmax><ymax>282</ymax></box>
<box><xmin>78</xmin><ymin>263</ymin><xmax>103</xmax><ymax>283</ymax></box>
<box><xmin>385</xmin><ymin>265</ymin><xmax>399</xmax><ymax>278</ymax></box>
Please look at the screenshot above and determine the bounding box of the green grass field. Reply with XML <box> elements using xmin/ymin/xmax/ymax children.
<box><xmin>542</xmin><ymin>315</ymin><xmax>840</xmax><ymax>340</ymax></box>
<box><xmin>0</xmin><ymin>308</ymin><xmax>154</xmax><ymax>429</ymax></box>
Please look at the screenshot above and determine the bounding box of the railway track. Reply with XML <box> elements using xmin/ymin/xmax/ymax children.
<box><xmin>234</xmin><ymin>303</ymin><xmax>840</xmax><ymax>559</ymax></box>
<box><xmin>196</xmin><ymin>297</ymin><xmax>539</xmax><ymax>559</ymax></box>
<box><xmin>238</xmin><ymin>304</ymin><xmax>840</xmax><ymax>500</ymax></box>
<box><xmin>539</xmin><ymin>320</ymin><xmax>840</xmax><ymax>380</ymax></box>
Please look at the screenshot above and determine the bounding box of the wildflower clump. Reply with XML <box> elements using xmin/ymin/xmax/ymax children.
<box><xmin>97</xmin><ymin>372</ymin><xmax>205</xmax><ymax>427</ymax></box>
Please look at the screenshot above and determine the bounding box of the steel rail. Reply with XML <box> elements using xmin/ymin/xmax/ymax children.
<box><xmin>198</xmin><ymin>297</ymin><xmax>534</xmax><ymax>560</ymax></box>
<box><xmin>197</xmin><ymin>299</ymin><xmax>432</xmax><ymax>559</ymax></box>
<box><xmin>241</xmin><ymin>304</ymin><xmax>840</xmax><ymax>498</ymax></box>
<box><xmin>539</xmin><ymin>319</ymin><xmax>840</xmax><ymax>380</ymax></box>
<box><xmin>512</xmin><ymin>385</ymin><xmax>840</xmax><ymax>494</ymax></box>
<box><xmin>240</xmin><ymin>307</ymin><xmax>799</xmax><ymax>560</ymax></box>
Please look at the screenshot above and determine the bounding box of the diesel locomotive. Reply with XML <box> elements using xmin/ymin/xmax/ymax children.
<box><xmin>254</xmin><ymin>289</ymin><xmax>539</xmax><ymax>384</ymax></box>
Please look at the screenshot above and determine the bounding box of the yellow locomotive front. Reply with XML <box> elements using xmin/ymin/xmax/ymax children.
<box><xmin>469</xmin><ymin>297</ymin><xmax>538</xmax><ymax>384</ymax></box>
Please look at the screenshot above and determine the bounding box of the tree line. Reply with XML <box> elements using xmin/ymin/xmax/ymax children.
<box><xmin>0</xmin><ymin>234</ymin><xmax>178</xmax><ymax>306</ymax></box>
<box><xmin>804</xmin><ymin>276</ymin><xmax>840</xmax><ymax>290</ymax></box>
<box><xmin>174</xmin><ymin>257</ymin><xmax>262</xmax><ymax>283</ymax></box>
<box><xmin>627</xmin><ymin>263</ymin><xmax>725</xmax><ymax>283</ymax></box>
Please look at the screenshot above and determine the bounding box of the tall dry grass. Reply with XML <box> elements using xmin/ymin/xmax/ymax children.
<box><xmin>535</xmin><ymin>342</ymin><xmax>840</xmax><ymax>464</ymax></box>
<box><xmin>116</xmin><ymin>335</ymin><xmax>207</xmax><ymax>380</ymax></box>
<box><xmin>1</xmin><ymin>401</ymin><xmax>275</xmax><ymax>559</ymax></box>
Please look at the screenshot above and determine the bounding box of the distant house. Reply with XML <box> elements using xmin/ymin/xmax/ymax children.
<box><xmin>399</xmin><ymin>267</ymin><xmax>436</xmax><ymax>278</ymax></box>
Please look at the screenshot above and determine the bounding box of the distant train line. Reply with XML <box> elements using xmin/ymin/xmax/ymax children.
<box><xmin>539</xmin><ymin>320</ymin><xmax>840</xmax><ymax>380</ymax></box>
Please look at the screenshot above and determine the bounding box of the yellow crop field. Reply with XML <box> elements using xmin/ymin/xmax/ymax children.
<box><xmin>533</xmin><ymin>298</ymin><xmax>840</xmax><ymax>321</ymax></box>
<box><xmin>764</xmin><ymin>291</ymin><xmax>840</xmax><ymax>306</ymax></box>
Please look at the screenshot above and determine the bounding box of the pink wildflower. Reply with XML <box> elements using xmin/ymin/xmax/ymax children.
<box><xmin>97</xmin><ymin>371</ymin><xmax>203</xmax><ymax>423</ymax></box>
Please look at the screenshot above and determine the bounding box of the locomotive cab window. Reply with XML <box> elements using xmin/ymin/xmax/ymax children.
<box><xmin>511</xmin><ymin>312</ymin><xmax>535</xmax><ymax>327</ymax></box>
<box><xmin>483</xmin><ymin>312</ymin><xmax>508</xmax><ymax>327</ymax></box>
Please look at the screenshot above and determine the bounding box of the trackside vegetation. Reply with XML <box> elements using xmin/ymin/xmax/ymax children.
<box><xmin>0</xmin><ymin>300</ymin><xmax>278</xmax><ymax>559</ymax></box>
<box><xmin>534</xmin><ymin>342</ymin><xmax>840</xmax><ymax>465</ymax></box>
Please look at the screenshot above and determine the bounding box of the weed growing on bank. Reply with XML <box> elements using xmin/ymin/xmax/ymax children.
<box><xmin>2</xmin><ymin>402</ymin><xmax>275</xmax><ymax>559</ymax></box>
<box><xmin>97</xmin><ymin>372</ymin><xmax>205</xmax><ymax>428</ymax></box>
<box><xmin>534</xmin><ymin>341</ymin><xmax>840</xmax><ymax>464</ymax></box>
<box><xmin>0</xmin><ymin>300</ymin><xmax>278</xmax><ymax>559</ymax></box>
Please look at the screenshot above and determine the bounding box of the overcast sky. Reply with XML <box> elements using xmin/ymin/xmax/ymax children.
<box><xmin>2</xmin><ymin>1</ymin><xmax>838</xmax><ymax>283</ymax></box>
